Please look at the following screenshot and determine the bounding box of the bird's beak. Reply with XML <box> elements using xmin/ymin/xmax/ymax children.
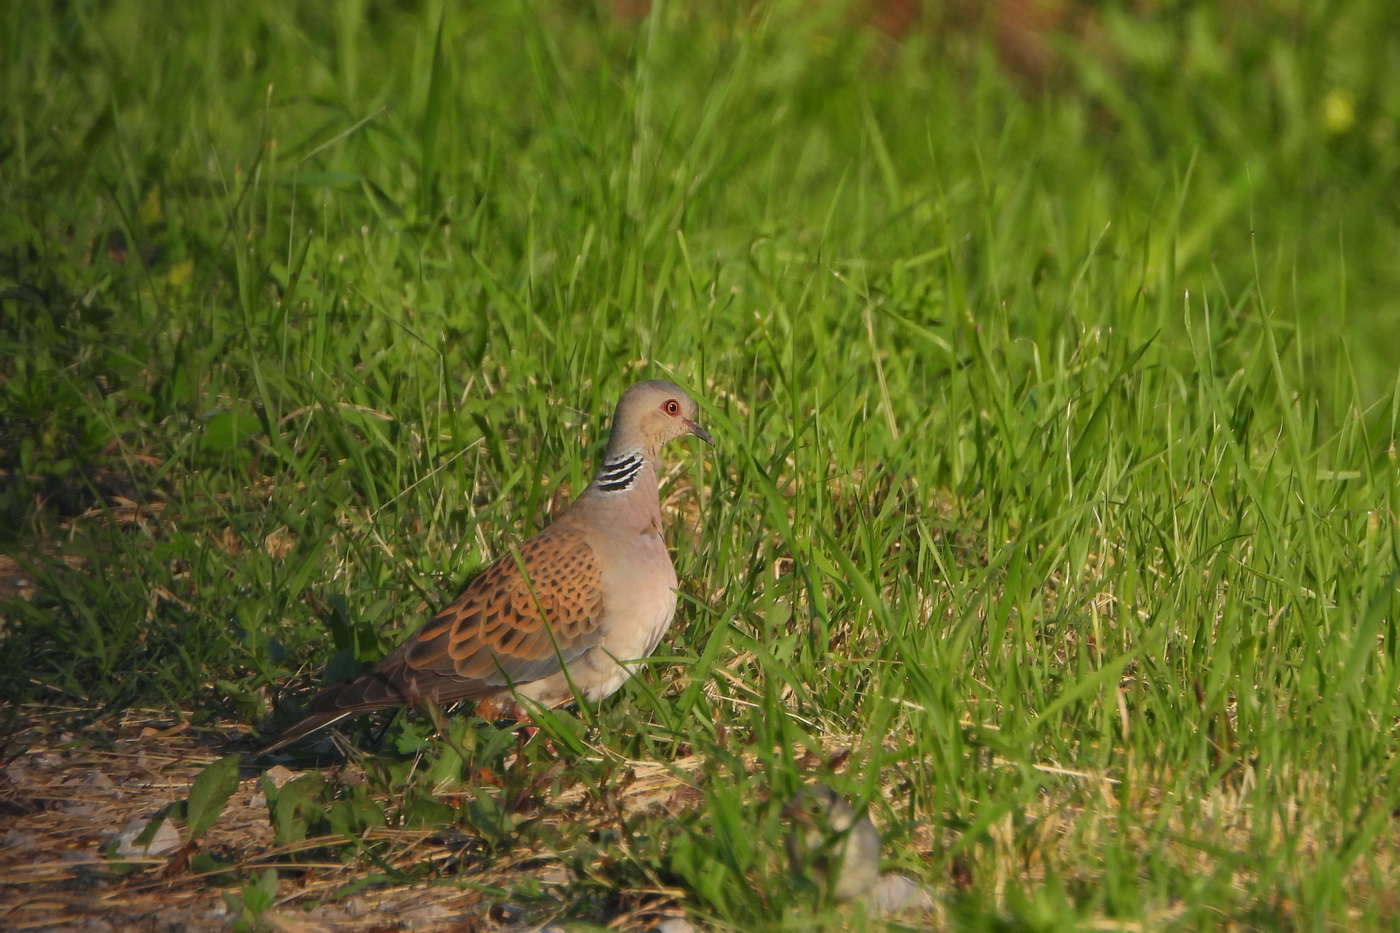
<box><xmin>687</xmin><ymin>420</ymin><xmax>714</xmax><ymax>445</ymax></box>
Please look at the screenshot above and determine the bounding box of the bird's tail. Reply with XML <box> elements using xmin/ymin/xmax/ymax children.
<box><xmin>255</xmin><ymin>708</ymin><xmax>362</xmax><ymax>756</ymax></box>
<box><xmin>255</xmin><ymin>666</ymin><xmax>423</xmax><ymax>756</ymax></box>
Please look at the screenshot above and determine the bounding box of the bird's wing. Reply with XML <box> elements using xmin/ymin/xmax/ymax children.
<box><xmin>307</xmin><ymin>521</ymin><xmax>607</xmax><ymax>714</ymax></box>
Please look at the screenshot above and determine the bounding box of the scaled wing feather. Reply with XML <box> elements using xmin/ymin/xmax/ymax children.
<box><xmin>305</xmin><ymin>523</ymin><xmax>607</xmax><ymax>717</ymax></box>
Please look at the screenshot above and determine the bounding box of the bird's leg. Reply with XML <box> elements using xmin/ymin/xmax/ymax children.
<box><xmin>515</xmin><ymin>704</ymin><xmax>549</xmax><ymax>752</ymax></box>
<box><xmin>512</xmin><ymin>702</ymin><xmax>570</xmax><ymax>760</ymax></box>
<box><xmin>477</xmin><ymin>697</ymin><xmax>561</xmax><ymax>763</ymax></box>
<box><xmin>473</xmin><ymin>695</ymin><xmax>508</xmax><ymax>722</ymax></box>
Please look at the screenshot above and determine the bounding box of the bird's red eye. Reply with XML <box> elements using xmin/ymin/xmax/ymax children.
<box><xmin>664</xmin><ymin>399</ymin><xmax>681</xmax><ymax>416</ymax></box>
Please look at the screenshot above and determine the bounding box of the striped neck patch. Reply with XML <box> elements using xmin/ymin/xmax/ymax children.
<box><xmin>594</xmin><ymin>452</ymin><xmax>645</xmax><ymax>492</ymax></box>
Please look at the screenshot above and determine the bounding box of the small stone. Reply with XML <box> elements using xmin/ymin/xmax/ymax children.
<box><xmin>870</xmin><ymin>873</ymin><xmax>935</xmax><ymax>914</ymax></box>
<box><xmin>263</xmin><ymin>764</ymin><xmax>297</xmax><ymax>788</ymax></box>
<box><xmin>651</xmin><ymin>919</ymin><xmax>696</xmax><ymax>933</ymax></box>
<box><xmin>112</xmin><ymin>816</ymin><xmax>185</xmax><ymax>857</ymax></box>
<box><xmin>783</xmin><ymin>784</ymin><xmax>882</xmax><ymax>903</ymax></box>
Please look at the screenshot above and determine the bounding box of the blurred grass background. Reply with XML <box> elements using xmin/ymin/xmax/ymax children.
<box><xmin>3</xmin><ymin>0</ymin><xmax>1399</xmax><ymax>929</ymax></box>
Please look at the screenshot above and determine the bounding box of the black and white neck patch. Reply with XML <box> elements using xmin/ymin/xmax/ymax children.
<box><xmin>594</xmin><ymin>452</ymin><xmax>645</xmax><ymax>492</ymax></box>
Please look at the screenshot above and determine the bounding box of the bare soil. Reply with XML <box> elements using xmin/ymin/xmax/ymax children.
<box><xmin>0</xmin><ymin>707</ymin><xmax>699</xmax><ymax>932</ymax></box>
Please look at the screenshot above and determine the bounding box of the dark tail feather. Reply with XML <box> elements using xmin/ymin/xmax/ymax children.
<box><xmin>256</xmin><ymin>708</ymin><xmax>361</xmax><ymax>756</ymax></box>
<box><xmin>255</xmin><ymin>667</ymin><xmax>423</xmax><ymax>756</ymax></box>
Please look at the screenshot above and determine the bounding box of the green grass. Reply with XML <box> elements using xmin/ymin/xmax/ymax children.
<box><xmin>4</xmin><ymin>0</ymin><xmax>1400</xmax><ymax>929</ymax></box>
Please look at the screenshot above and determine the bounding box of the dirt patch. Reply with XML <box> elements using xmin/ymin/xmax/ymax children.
<box><xmin>0</xmin><ymin>707</ymin><xmax>698</xmax><ymax>932</ymax></box>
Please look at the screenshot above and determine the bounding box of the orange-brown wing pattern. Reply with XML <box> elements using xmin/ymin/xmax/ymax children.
<box><xmin>401</xmin><ymin>523</ymin><xmax>606</xmax><ymax>687</ymax></box>
<box><xmin>296</xmin><ymin>523</ymin><xmax>605</xmax><ymax>721</ymax></box>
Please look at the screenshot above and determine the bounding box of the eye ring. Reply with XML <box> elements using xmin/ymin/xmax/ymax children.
<box><xmin>664</xmin><ymin>399</ymin><xmax>681</xmax><ymax>416</ymax></box>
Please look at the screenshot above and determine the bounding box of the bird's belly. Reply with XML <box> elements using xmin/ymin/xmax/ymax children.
<box><xmin>580</xmin><ymin>535</ymin><xmax>679</xmax><ymax>699</ymax></box>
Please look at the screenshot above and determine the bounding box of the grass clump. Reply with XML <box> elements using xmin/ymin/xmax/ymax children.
<box><xmin>3</xmin><ymin>1</ymin><xmax>1399</xmax><ymax>930</ymax></box>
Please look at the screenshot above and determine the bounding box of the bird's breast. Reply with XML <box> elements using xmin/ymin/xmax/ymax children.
<box><xmin>597</xmin><ymin>530</ymin><xmax>678</xmax><ymax>659</ymax></box>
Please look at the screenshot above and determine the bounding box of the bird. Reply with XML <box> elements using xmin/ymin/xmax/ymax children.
<box><xmin>783</xmin><ymin>783</ymin><xmax>883</xmax><ymax>904</ymax></box>
<box><xmin>258</xmin><ymin>379</ymin><xmax>712</xmax><ymax>755</ymax></box>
